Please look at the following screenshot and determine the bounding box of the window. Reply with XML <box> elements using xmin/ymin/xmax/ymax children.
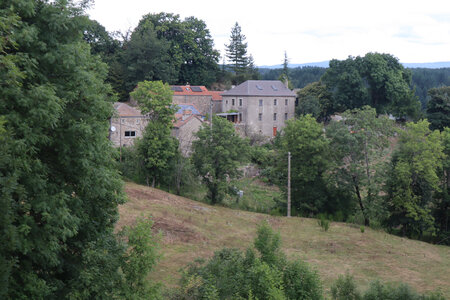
<box><xmin>285</xmin><ymin>113</ymin><xmax>288</xmax><ymax>120</ymax></box>
<box><xmin>259</xmin><ymin>99</ymin><xmax>263</xmax><ymax>106</ymax></box>
<box><xmin>136</xmin><ymin>119</ymin><xmax>140</xmax><ymax>124</ymax></box>
<box><xmin>232</xmin><ymin>99</ymin><xmax>235</xmax><ymax>106</ymax></box>
<box><xmin>274</xmin><ymin>99</ymin><xmax>277</xmax><ymax>106</ymax></box>
<box><xmin>258</xmin><ymin>113</ymin><xmax>262</xmax><ymax>121</ymax></box>
<box><xmin>226</xmin><ymin>100</ymin><xmax>228</xmax><ymax>105</ymax></box>
<box><xmin>285</xmin><ymin>99</ymin><xmax>288</xmax><ymax>105</ymax></box>
<box><xmin>125</xmin><ymin>131</ymin><xmax>136</xmax><ymax>137</ymax></box>
<box><xmin>121</xmin><ymin>118</ymin><xmax>125</xmax><ymax>124</ymax></box>
<box><xmin>239</xmin><ymin>98</ymin><xmax>242</xmax><ymax>106</ymax></box>
<box><xmin>273</xmin><ymin>113</ymin><xmax>277</xmax><ymax>121</ymax></box>
<box><xmin>239</xmin><ymin>113</ymin><xmax>242</xmax><ymax>122</ymax></box>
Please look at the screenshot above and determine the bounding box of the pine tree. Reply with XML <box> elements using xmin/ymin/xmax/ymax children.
<box><xmin>225</xmin><ymin>22</ymin><xmax>249</xmax><ymax>74</ymax></box>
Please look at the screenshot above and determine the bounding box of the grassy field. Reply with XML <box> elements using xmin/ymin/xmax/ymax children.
<box><xmin>118</xmin><ymin>181</ymin><xmax>450</xmax><ymax>297</ymax></box>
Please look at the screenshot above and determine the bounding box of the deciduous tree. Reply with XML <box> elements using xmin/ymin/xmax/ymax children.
<box><xmin>385</xmin><ymin>120</ymin><xmax>444</xmax><ymax>238</ymax></box>
<box><xmin>427</xmin><ymin>86</ymin><xmax>450</xmax><ymax>131</ymax></box>
<box><xmin>274</xmin><ymin>115</ymin><xmax>330</xmax><ymax>216</ymax></box>
<box><xmin>192</xmin><ymin>116</ymin><xmax>249</xmax><ymax>204</ymax></box>
<box><xmin>326</xmin><ymin>106</ymin><xmax>395</xmax><ymax>226</ymax></box>
<box><xmin>0</xmin><ymin>0</ymin><xmax>127</xmax><ymax>297</ymax></box>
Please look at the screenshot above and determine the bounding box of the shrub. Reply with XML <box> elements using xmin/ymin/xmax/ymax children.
<box><xmin>360</xmin><ymin>226</ymin><xmax>365</xmax><ymax>233</ymax></box>
<box><xmin>331</xmin><ymin>273</ymin><xmax>361</xmax><ymax>300</ymax></box>
<box><xmin>283</xmin><ymin>260</ymin><xmax>323</xmax><ymax>300</ymax></box>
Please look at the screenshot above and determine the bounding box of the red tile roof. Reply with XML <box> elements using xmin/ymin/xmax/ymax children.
<box><xmin>171</xmin><ymin>85</ymin><xmax>223</xmax><ymax>101</ymax></box>
<box><xmin>209</xmin><ymin>91</ymin><xmax>223</xmax><ymax>101</ymax></box>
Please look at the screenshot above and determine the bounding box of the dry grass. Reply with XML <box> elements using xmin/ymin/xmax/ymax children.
<box><xmin>118</xmin><ymin>182</ymin><xmax>450</xmax><ymax>297</ymax></box>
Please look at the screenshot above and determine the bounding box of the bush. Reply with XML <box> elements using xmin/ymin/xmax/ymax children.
<box><xmin>331</xmin><ymin>273</ymin><xmax>361</xmax><ymax>300</ymax></box>
<box><xmin>360</xmin><ymin>226</ymin><xmax>365</xmax><ymax>233</ymax></box>
<box><xmin>283</xmin><ymin>260</ymin><xmax>323</xmax><ymax>300</ymax></box>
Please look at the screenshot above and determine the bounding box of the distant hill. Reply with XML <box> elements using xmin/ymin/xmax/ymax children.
<box><xmin>259</xmin><ymin>61</ymin><xmax>450</xmax><ymax>69</ymax></box>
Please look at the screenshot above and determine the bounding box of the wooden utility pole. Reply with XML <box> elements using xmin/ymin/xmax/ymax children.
<box><xmin>287</xmin><ymin>151</ymin><xmax>291</xmax><ymax>217</ymax></box>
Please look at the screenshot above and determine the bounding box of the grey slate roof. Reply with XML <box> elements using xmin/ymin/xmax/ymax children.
<box><xmin>222</xmin><ymin>80</ymin><xmax>296</xmax><ymax>97</ymax></box>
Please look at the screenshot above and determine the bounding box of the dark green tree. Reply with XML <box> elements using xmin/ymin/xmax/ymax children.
<box><xmin>385</xmin><ymin>120</ymin><xmax>444</xmax><ymax>238</ymax></box>
<box><xmin>0</xmin><ymin>0</ymin><xmax>129</xmax><ymax>298</ymax></box>
<box><xmin>192</xmin><ymin>116</ymin><xmax>249</xmax><ymax>204</ymax></box>
<box><xmin>124</xmin><ymin>12</ymin><xmax>220</xmax><ymax>90</ymax></box>
<box><xmin>274</xmin><ymin>115</ymin><xmax>330</xmax><ymax>216</ymax></box>
<box><xmin>326</xmin><ymin>106</ymin><xmax>395</xmax><ymax>226</ymax></box>
<box><xmin>296</xmin><ymin>81</ymin><xmax>333</xmax><ymax>121</ymax></box>
<box><xmin>322</xmin><ymin>53</ymin><xmax>420</xmax><ymax>118</ymax></box>
<box><xmin>225</xmin><ymin>22</ymin><xmax>249</xmax><ymax>75</ymax></box>
<box><xmin>427</xmin><ymin>86</ymin><xmax>450</xmax><ymax>131</ymax></box>
<box><xmin>123</xmin><ymin>21</ymin><xmax>176</xmax><ymax>95</ymax></box>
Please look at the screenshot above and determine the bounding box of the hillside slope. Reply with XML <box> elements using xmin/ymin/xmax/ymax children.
<box><xmin>118</xmin><ymin>182</ymin><xmax>450</xmax><ymax>296</ymax></box>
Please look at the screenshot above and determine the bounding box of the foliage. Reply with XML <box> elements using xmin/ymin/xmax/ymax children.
<box><xmin>385</xmin><ymin>120</ymin><xmax>444</xmax><ymax>238</ymax></box>
<box><xmin>296</xmin><ymin>81</ymin><xmax>333</xmax><ymax>121</ymax></box>
<box><xmin>0</xmin><ymin>0</ymin><xmax>130</xmax><ymax>297</ymax></box>
<box><xmin>411</xmin><ymin>68</ymin><xmax>450</xmax><ymax>108</ymax></box>
<box><xmin>331</xmin><ymin>273</ymin><xmax>362</xmax><ymax>300</ymax></box>
<box><xmin>130</xmin><ymin>81</ymin><xmax>179</xmax><ymax>187</ymax></box>
<box><xmin>131</xmin><ymin>80</ymin><xmax>176</xmax><ymax>125</ymax></box>
<box><xmin>322</xmin><ymin>53</ymin><xmax>420</xmax><ymax>119</ymax></box>
<box><xmin>331</xmin><ymin>276</ymin><xmax>446</xmax><ymax>300</ymax></box>
<box><xmin>274</xmin><ymin>115</ymin><xmax>330</xmax><ymax>216</ymax></box>
<box><xmin>192</xmin><ymin>116</ymin><xmax>250</xmax><ymax>204</ymax></box>
<box><xmin>120</xmin><ymin>12</ymin><xmax>220</xmax><ymax>96</ymax></box>
<box><xmin>326</xmin><ymin>106</ymin><xmax>395</xmax><ymax>226</ymax></box>
<box><xmin>261</xmin><ymin>66</ymin><xmax>326</xmax><ymax>89</ymax></box>
<box><xmin>434</xmin><ymin>128</ymin><xmax>450</xmax><ymax>244</ymax></box>
<box><xmin>427</xmin><ymin>86</ymin><xmax>450</xmax><ymax>131</ymax></box>
<box><xmin>118</xmin><ymin>216</ymin><xmax>162</xmax><ymax>299</ymax></box>
<box><xmin>174</xmin><ymin>223</ymin><xmax>323</xmax><ymax>300</ymax></box>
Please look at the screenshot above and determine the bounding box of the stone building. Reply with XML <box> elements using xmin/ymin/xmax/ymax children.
<box><xmin>172</xmin><ymin>111</ymin><xmax>203</xmax><ymax>156</ymax></box>
<box><xmin>221</xmin><ymin>80</ymin><xmax>296</xmax><ymax>137</ymax></box>
<box><xmin>171</xmin><ymin>85</ymin><xmax>223</xmax><ymax>116</ymax></box>
<box><xmin>110</xmin><ymin>102</ymin><xmax>148</xmax><ymax>147</ymax></box>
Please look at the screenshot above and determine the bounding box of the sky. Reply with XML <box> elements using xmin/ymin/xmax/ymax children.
<box><xmin>86</xmin><ymin>0</ymin><xmax>450</xmax><ymax>66</ymax></box>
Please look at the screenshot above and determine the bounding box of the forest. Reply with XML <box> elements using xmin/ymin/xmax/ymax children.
<box><xmin>1</xmin><ymin>0</ymin><xmax>449</xmax><ymax>299</ymax></box>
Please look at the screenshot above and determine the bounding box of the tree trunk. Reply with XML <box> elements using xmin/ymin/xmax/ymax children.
<box><xmin>152</xmin><ymin>176</ymin><xmax>155</xmax><ymax>188</ymax></box>
<box><xmin>353</xmin><ymin>175</ymin><xmax>370</xmax><ymax>226</ymax></box>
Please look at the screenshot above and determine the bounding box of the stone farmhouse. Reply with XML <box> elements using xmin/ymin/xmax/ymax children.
<box><xmin>110</xmin><ymin>102</ymin><xmax>204</xmax><ymax>155</ymax></box>
<box><xmin>173</xmin><ymin>104</ymin><xmax>204</xmax><ymax>156</ymax></box>
<box><xmin>110</xmin><ymin>102</ymin><xmax>149</xmax><ymax>147</ymax></box>
<box><xmin>220</xmin><ymin>80</ymin><xmax>296</xmax><ymax>137</ymax></box>
<box><xmin>171</xmin><ymin>85</ymin><xmax>223</xmax><ymax>116</ymax></box>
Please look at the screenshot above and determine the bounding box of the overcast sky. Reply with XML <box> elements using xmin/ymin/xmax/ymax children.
<box><xmin>87</xmin><ymin>0</ymin><xmax>450</xmax><ymax>66</ymax></box>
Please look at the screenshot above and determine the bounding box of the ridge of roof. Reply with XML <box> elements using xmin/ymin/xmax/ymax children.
<box><xmin>222</xmin><ymin>80</ymin><xmax>296</xmax><ymax>97</ymax></box>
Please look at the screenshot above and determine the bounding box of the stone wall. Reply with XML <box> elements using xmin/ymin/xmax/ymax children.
<box><xmin>222</xmin><ymin>95</ymin><xmax>296</xmax><ymax>137</ymax></box>
<box><xmin>110</xmin><ymin>116</ymin><xmax>148</xmax><ymax>147</ymax></box>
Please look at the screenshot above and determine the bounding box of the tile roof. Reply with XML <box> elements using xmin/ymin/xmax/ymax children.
<box><xmin>171</xmin><ymin>85</ymin><xmax>224</xmax><ymax>100</ymax></box>
<box><xmin>222</xmin><ymin>80</ymin><xmax>296</xmax><ymax>97</ymax></box>
<box><xmin>113</xmin><ymin>102</ymin><xmax>143</xmax><ymax>117</ymax></box>
<box><xmin>209</xmin><ymin>91</ymin><xmax>223</xmax><ymax>101</ymax></box>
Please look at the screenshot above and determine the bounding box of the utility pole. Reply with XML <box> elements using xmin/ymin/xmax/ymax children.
<box><xmin>287</xmin><ymin>151</ymin><xmax>291</xmax><ymax>217</ymax></box>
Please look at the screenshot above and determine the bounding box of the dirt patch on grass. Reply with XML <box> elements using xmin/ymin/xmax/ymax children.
<box><xmin>152</xmin><ymin>217</ymin><xmax>206</xmax><ymax>244</ymax></box>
